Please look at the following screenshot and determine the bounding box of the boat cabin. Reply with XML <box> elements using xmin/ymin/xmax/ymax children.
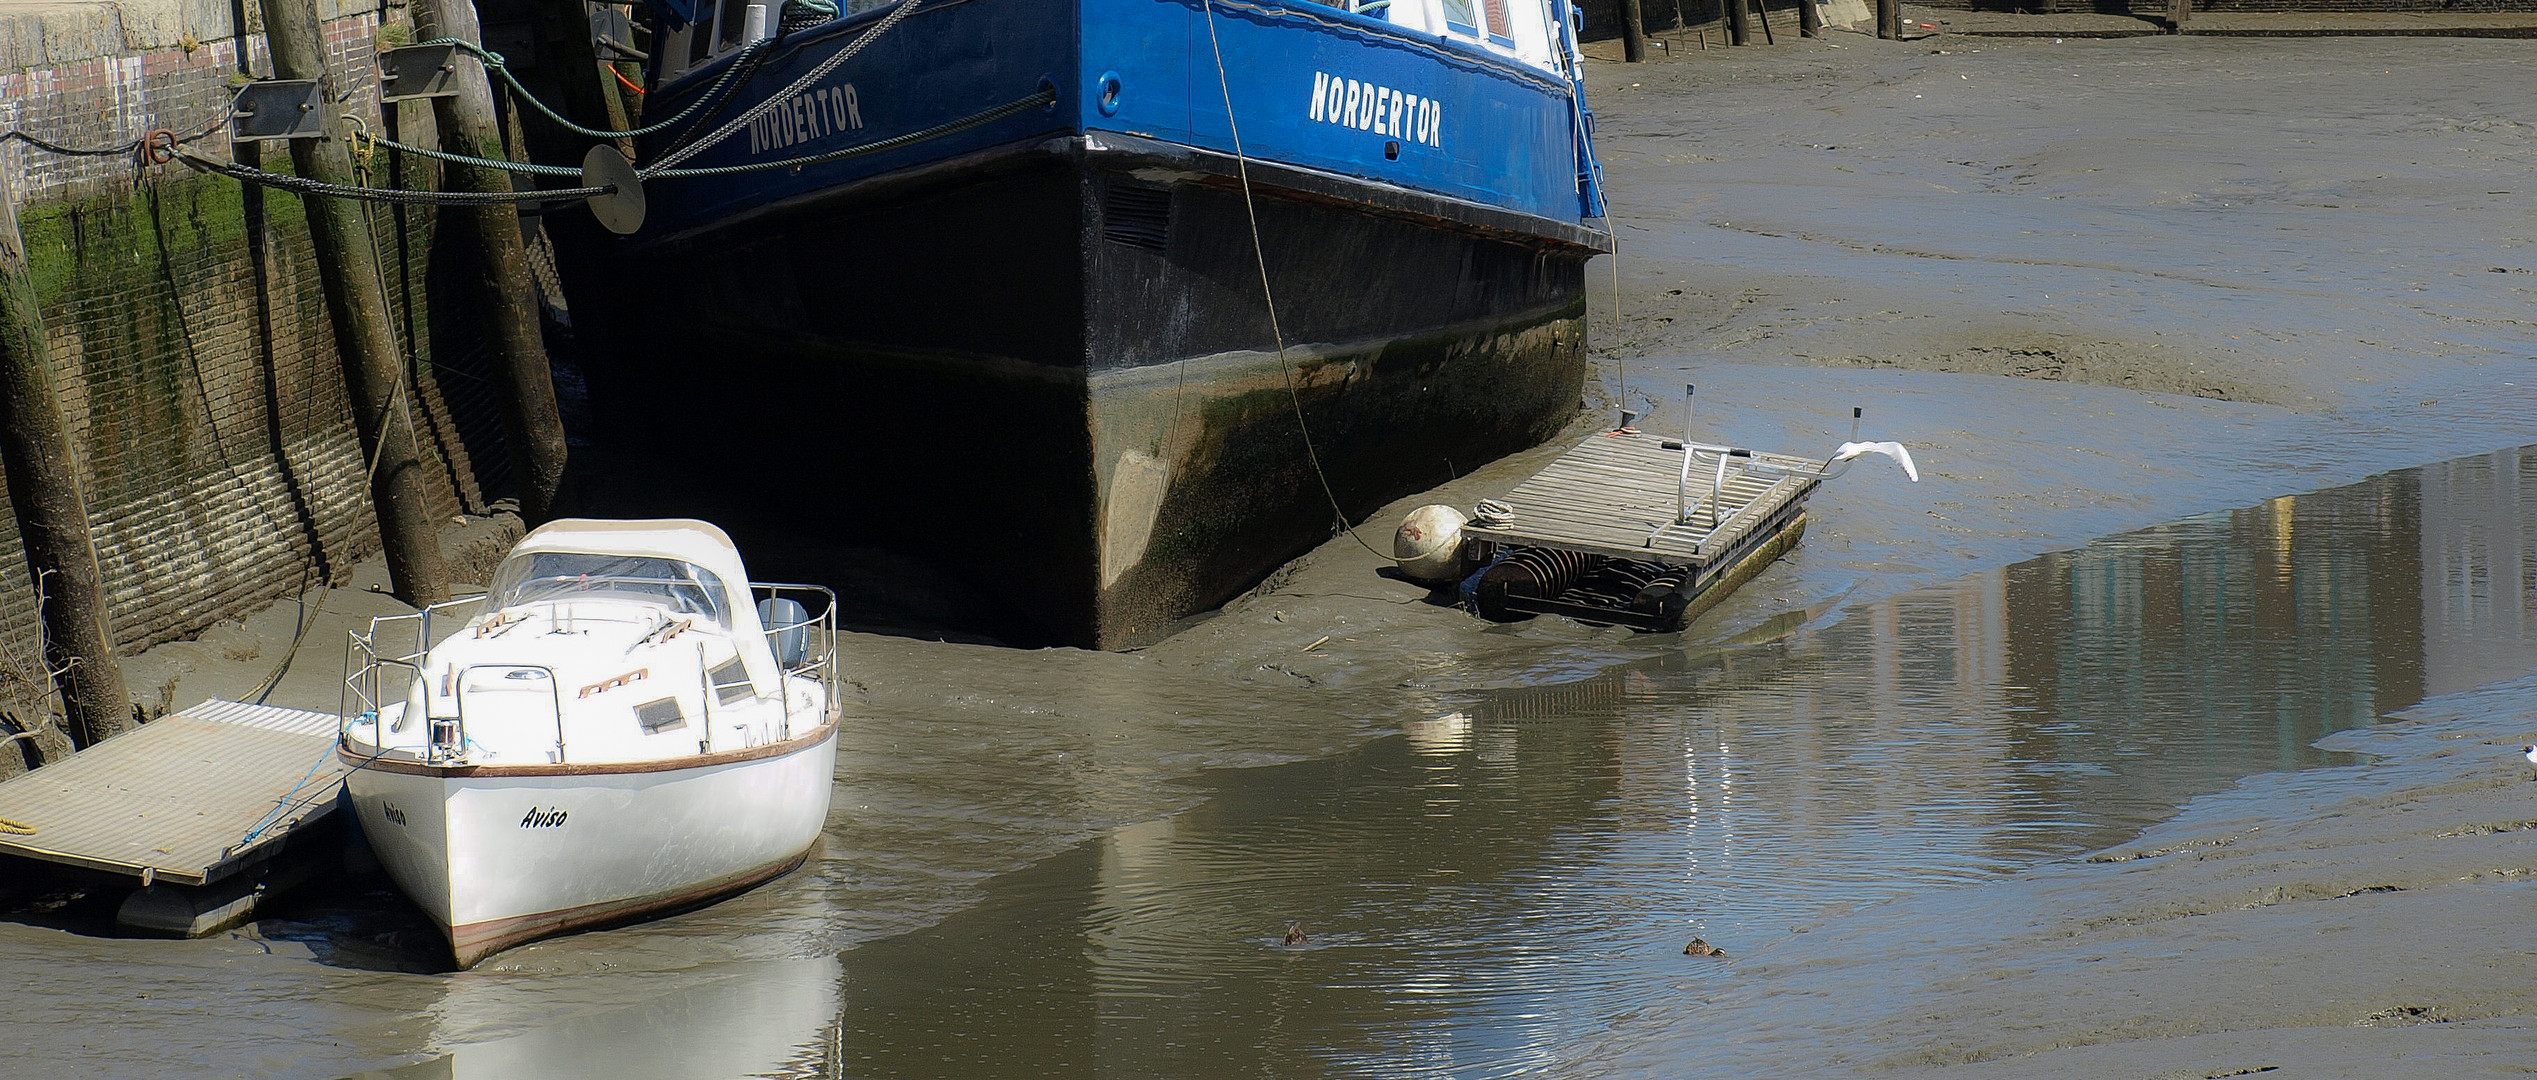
<box><xmin>343</xmin><ymin>519</ymin><xmax>835</xmax><ymax>767</ymax></box>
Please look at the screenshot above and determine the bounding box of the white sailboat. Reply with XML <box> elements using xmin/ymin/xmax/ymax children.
<box><xmin>338</xmin><ymin>518</ymin><xmax>840</xmax><ymax>967</ymax></box>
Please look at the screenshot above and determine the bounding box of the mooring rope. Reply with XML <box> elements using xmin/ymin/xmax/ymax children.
<box><xmin>0</xmin><ymin>111</ymin><xmax>228</xmax><ymax>158</ymax></box>
<box><xmin>174</xmin><ymin>149</ymin><xmax>613</xmax><ymax>206</ymax></box>
<box><xmin>361</xmin><ymin>131</ymin><xmax>587</xmax><ymax>177</ymax></box>
<box><xmin>1200</xmin><ymin>0</ymin><xmax>1390</xmax><ymax>560</ymax></box>
<box><xmin>646</xmin><ymin>0</ymin><xmax>926</xmax><ymax>172</ymax></box>
<box><xmin>413</xmin><ymin>34</ymin><xmax>772</xmax><ymax>142</ymax></box>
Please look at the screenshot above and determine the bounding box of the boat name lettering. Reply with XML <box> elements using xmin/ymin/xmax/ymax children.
<box><xmin>748</xmin><ymin>80</ymin><xmax>864</xmax><ymax>156</ymax></box>
<box><xmin>382</xmin><ymin>802</ymin><xmax>408</xmax><ymax>826</ymax></box>
<box><xmin>520</xmin><ymin>806</ymin><xmax>569</xmax><ymax>829</ymax></box>
<box><xmin>1308</xmin><ymin>71</ymin><xmax>1441</xmax><ymax>149</ymax></box>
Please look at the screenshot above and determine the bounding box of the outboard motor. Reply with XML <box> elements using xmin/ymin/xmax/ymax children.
<box><xmin>758</xmin><ymin>596</ymin><xmax>810</xmax><ymax>669</ymax></box>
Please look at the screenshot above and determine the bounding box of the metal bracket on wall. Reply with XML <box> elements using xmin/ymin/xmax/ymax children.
<box><xmin>378</xmin><ymin>44</ymin><xmax>463</xmax><ymax>101</ymax></box>
<box><xmin>229</xmin><ymin>80</ymin><xmax>328</xmax><ymax>141</ymax></box>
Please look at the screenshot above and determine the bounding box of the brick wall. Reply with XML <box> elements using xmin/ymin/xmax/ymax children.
<box><xmin>0</xmin><ymin>0</ymin><xmax>512</xmax><ymax>676</ymax></box>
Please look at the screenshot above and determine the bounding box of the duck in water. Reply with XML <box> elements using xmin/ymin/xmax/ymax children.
<box><xmin>1683</xmin><ymin>937</ymin><xmax>1725</xmax><ymax>957</ymax></box>
<box><xmin>1283</xmin><ymin>922</ymin><xmax>1309</xmax><ymax>946</ymax></box>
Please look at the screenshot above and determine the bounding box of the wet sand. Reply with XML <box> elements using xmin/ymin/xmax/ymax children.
<box><xmin>1555</xmin><ymin>31</ymin><xmax>2537</xmax><ymax>1076</ymax></box>
<box><xmin>7</xmin><ymin>29</ymin><xmax>2537</xmax><ymax>1080</ymax></box>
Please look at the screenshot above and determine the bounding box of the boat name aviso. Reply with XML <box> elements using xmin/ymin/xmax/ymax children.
<box><xmin>519</xmin><ymin>807</ymin><xmax>570</xmax><ymax>829</ymax></box>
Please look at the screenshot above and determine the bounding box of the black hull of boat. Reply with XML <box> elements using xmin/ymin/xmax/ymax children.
<box><xmin>579</xmin><ymin>134</ymin><xmax>1600</xmax><ymax>648</ymax></box>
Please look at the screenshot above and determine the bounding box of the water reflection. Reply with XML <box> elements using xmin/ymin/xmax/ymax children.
<box><xmin>344</xmin><ymin>957</ymin><xmax>842</xmax><ymax>1080</ymax></box>
<box><xmin>818</xmin><ymin>446</ymin><xmax>2537</xmax><ymax>1078</ymax></box>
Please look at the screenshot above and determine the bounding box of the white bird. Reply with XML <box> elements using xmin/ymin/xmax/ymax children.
<box><xmin>2523</xmin><ymin>744</ymin><xmax>2536</xmax><ymax>781</ymax></box>
<box><xmin>1833</xmin><ymin>440</ymin><xmax>1920</xmax><ymax>482</ymax></box>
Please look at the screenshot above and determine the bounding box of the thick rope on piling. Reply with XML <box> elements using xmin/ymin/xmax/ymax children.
<box><xmin>413</xmin><ymin>34</ymin><xmax>772</xmax><ymax>142</ymax></box>
<box><xmin>175</xmin><ymin>150</ymin><xmax>613</xmax><ymax>206</ymax></box>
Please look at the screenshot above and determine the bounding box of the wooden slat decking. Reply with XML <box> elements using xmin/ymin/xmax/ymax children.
<box><xmin>1465</xmin><ymin>432</ymin><xmax>1826</xmax><ymax>566</ymax></box>
<box><xmin>0</xmin><ymin>700</ymin><xmax>346</xmax><ymax>886</ymax></box>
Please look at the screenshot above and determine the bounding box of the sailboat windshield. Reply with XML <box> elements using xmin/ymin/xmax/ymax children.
<box><xmin>486</xmin><ymin>552</ymin><xmax>734</xmax><ymax>625</ymax></box>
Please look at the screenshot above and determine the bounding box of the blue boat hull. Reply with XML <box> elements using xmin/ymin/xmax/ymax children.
<box><xmin>585</xmin><ymin>0</ymin><xmax>1608</xmax><ymax>646</ymax></box>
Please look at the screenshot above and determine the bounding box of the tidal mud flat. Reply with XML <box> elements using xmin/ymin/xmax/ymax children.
<box><xmin>5</xmin><ymin>30</ymin><xmax>2537</xmax><ymax>1080</ymax></box>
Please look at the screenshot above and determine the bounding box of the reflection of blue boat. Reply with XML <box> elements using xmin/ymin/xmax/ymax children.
<box><xmin>600</xmin><ymin>0</ymin><xmax>1611</xmax><ymax>647</ymax></box>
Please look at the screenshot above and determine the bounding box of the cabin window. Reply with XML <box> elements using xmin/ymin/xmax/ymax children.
<box><xmin>718</xmin><ymin>0</ymin><xmax>750</xmax><ymax>48</ymax></box>
<box><xmin>487</xmin><ymin>552</ymin><xmax>736</xmax><ymax>626</ymax></box>
<box><xmin>1480</xmin><ymin>0</ymin><xmax>1515</xmax><ymax>43</ymax></box>
<box><xmin>710</xmin><ymin>657</ymin><xmax>755</xmax><ymax>704</ymax></box>
<box><xmin>1439</xmin><ymin>0</ymin><xmax>1479</xmax><ymax>35</ymax></box>
<box><xmin>636</xmin><ymin>697</ymin><xmax>689</xmax><ymax>734</ymax></box>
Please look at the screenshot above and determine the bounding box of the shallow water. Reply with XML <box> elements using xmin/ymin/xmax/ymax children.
<box><xmin>278</xmin><ymin>445</ymin><xmax>2533</xmax><ymax>1080</ymax></box>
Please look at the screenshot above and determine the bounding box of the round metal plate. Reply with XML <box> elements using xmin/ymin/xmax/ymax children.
<box><xmin>581</xmin><ymin>145</ymin><xmax>646</xmax><ymax>236</ymax></box>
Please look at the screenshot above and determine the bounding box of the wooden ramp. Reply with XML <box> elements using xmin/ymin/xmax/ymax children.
<box><xmin>1462</xmin><ymin>431</ymin><xmax>1826</xmax><ymax>629</ymax></box>
<box><xmin>0</xmin><ymin>699</ymin><xmax>347</xmax><ymax>886</ymax></box>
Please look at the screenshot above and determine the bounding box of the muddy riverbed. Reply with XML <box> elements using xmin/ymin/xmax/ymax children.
<box><xmin>9</xmin><ymin>31</ymin><xmax>2537</xmax><ymax>1080</ymax></box>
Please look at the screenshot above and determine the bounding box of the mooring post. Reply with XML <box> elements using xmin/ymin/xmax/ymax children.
<box><xmin>1727</xmin><ymin>0</ymin><xmax>1752</xmax><ymax>44</ymax></box>
<box><xmin>1798</xmin><ymin>0</ymin><xmax>1822</xmax><ymax>38</ymax></box>
<box><xmin>1877</xmin><ymin>0</ymin><xmax>1898</xmax><ymax>39</ymax></box>
<box><xmin>255</xmin><ymin>0</ymin><xmax>452</xmax><ymax>608</ymax></box>
<box><xmin>536</xmin><ymin>0</ymin><xmax>634</xmax><ymax>149</ymax></box>
<box><xmin>0</xmin><ymin>172</ymin><xmax>133</xmax><ymax>749</ymax></box>
<box><xmin>2168</xmin><ymin>0</ymin><xmax>2191</xmax><ymax>31</ymax></box>
<box><xmin>414</xmin><ymin>0</ymin><xmax>571</xmax><ymax>523</ymax></box>
<box><xmin>1620</xmin><ymin>0</ymin><xmax>1649</xmax><ymax>60</ymax></box>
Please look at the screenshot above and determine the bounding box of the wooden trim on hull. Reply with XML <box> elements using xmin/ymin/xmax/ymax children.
<box><xmin>447</xmin><ymin>846</ymin><xmax>815</xmax><ymax>968</ymax></box>
<box><xmin>340</xmin><ymin>714</ymin><xmax>840</xmax><ymax>778</ymax></box>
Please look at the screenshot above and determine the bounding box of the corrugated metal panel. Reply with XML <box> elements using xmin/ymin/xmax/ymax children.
<box><xmin>180</xmin><ymin>698</ymin><xmax>342</xmax><ymax>738</ymax></box>
<box><xmin>0</xmin><ymin>711</ymin><xmax>348</xmax><ymax>885</ymax></box>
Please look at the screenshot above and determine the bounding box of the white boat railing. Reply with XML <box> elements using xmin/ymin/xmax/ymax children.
<box><xmin>340</xmin><ymin>583</ymin><xmax>840</xmax><ymax>764</ymax></box>
<box><xmin>341</xmin><ymin>595</ymin><xmax>486</xmax><ymax>758</ymax></box>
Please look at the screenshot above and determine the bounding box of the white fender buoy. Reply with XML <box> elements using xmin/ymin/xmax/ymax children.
<box><xmin>1394</xmin><ymin>504</ymin><xmax>1469</xmax><ymax>583</ymax></box>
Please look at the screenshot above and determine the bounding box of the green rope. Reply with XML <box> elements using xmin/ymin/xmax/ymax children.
<box><xmin>365</xmin><ymin>131</ymin><xmax>587</xmax><ymax>177</ymax></box>
<box><xmin>414</xmin><ymin>34</ymin><xmax>770</xmax><ymax>141</ymax></box>
<box><xmin>177</xmin><ymin>150</ymin><xmax>611</xmax><ymax>206</ymax></box>
<box><xmin>646</xmin><ymin>0</ymin><xmax>925</xmax><ymax>172</ymax></box>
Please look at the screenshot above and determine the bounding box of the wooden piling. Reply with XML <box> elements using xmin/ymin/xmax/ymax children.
<box><xmin>1799</xmin><ymin>0</ymin><xmax>1822</xmax><ymax>38</ymax></box>
<box><xmin>414</xmin><ymin>0</ymin><xmax>571</xmax><ymax>524</ymax></box>
<box><xmin>536</xmin><ymin>0</ymin><xmax>634</xmax><ymax>150</ymax></box>
<box><xmin>1876</xmin><ymin>0</ymin><xmax>1898</xmax><ymax>38</ymax></box>
<box><xmin>1621</xmin><ymin>0</ymin><xmax>1649</xmax><ymax>60</ymax></box>
<box><xmin>1754</xmin><ymin>0</ymin><xmax>1775</xmax><ymax>43</ymax></box>
<box><xmin>1728</xmin><ymin>0</ymin><xmax>1752</xmax><ymax>44</ymax></box>
<box><xmin>0</xmin><ymin>172</ymin><xmax>133</xmax><ymax>749</ymax></box>
<box><xmin>254</xmin><ymin>0</ymin><xmax>452</xmax><ymax>608</ymax></box>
